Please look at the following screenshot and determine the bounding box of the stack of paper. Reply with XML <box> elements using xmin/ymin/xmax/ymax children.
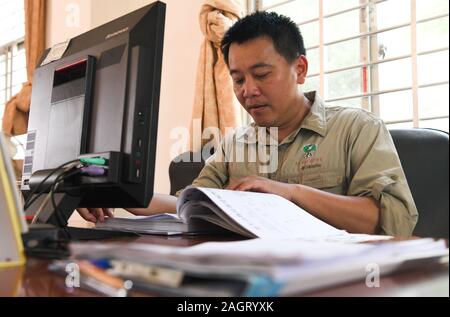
<box><xmin>95</xmin><ymin>213</ymin><xmax>188</xmax><ymax>235</ymax></box>
<box><xmin>69</xmin><ymin>238</ymin><xmax>448</xmax><ymax>296</ymax></box>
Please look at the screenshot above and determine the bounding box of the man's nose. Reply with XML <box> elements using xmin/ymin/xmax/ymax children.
<box><xmin>242</xmin><ymin>78</ymin><xmax>259</xmax><ymax>98</ymax></box>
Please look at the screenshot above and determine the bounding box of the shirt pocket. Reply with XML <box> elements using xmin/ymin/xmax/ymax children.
<box><xmin>296</xmin><ymin>170</ymin><xmax>346</xmax><ymax>194</ymax></box>
<box><xmin>228</xmin><ymin>161</ymin><xmax>260</xmax><ymax>179</ymax></box>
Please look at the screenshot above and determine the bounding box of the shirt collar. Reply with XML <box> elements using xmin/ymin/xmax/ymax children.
<box><xmin>236</xmin><ymin>91</ymin><xmax>327</xmax><ymax>144</ymax></box>
<box><xmin>299</xmin><ymin>91</ymin><xmax>327</xmax><ymax>138</ymax></box>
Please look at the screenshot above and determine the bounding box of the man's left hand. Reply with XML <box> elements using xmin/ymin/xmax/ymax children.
<box><xmin>226</xmin><ymin>176</ymin><xmax>294</xmax><ymax>201</ymax></box>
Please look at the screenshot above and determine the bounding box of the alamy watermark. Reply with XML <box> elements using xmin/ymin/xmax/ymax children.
<box><xmin>65</xmin><ymin>3</ymin><xmax>80</xmax><ymax>28</ymax></box>
<box><xmin>65</xmin><ymin>262</ymin><xmax>80</xmax><ymax>288</ymax></box>
<box><xmin>170</xmin><ymin>120</ymin><xmax>279</xmax><ymax>174</ymax></box>
<box><xmin>365</xmin><ymin>262</ymin><xmax>380</xmax><ymax>288</ymax></box>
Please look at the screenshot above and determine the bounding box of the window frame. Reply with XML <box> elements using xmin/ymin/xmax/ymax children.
<box><xmin>0</xmin><ymin>38</ymin><xmax>26</xmax><ymax>122</ymax></box>
<box><xmin>253</xmin><ymin>0</ymin><xmax>449</xmax><ymax>129</ymax></box>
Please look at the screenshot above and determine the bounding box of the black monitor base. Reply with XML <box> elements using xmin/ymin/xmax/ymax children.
<box><xmin>60</xmin><ymin>226</ymin><xmax>139</xmax><ymax>240</ymax></box>
<box><xmin>26</xmin><ymin>191</ymin><xmax>139</xmax><ymax>241</ymax></box>
<box><xmin>22</xmin><ymin>224</ymin><xmax>139</xmax><ymax>259</ymax></box>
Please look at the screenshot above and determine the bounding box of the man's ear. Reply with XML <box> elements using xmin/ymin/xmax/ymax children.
<box><xmin>295</xmin><ymin>55</ymin><xmax>308</xmax><ymax>85</ymax></box>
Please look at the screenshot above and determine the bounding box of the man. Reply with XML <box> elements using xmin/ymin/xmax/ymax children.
<box><xmin>78</xmin><ymin>11</ymin><xmax>417</xmax><ymax>236</ymax></box>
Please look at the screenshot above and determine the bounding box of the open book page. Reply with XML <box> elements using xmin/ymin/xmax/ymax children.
<box><xmin>178</xmin><ymin>187</ymin><xmax>346</xmax><ymax>239</ymax></box>
<box><xmin>178</xmin><ymin>200</ymin><xmax>253</xmax><ymax>237</ymax></box>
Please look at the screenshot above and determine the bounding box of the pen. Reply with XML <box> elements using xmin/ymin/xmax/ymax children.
<box><xmin>81</xmin><ymin>275</ymin><xmax>129</xmax><ymax>297</ymax></box>
<box><xmin>77</xmin><ymin>260</ymin><xmax>133</xmax><ymax>296</ymax></box>
<box><xmin>89</xmin><ymin>258</ymin><xmax>112</xmax><ymax>269</ymax></box>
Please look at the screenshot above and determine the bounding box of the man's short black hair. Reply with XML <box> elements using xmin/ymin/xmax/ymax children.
<box><xmin>221</xmin><ymin>11</ymin><xmax>306</xmax><ymax>65</ymax></box>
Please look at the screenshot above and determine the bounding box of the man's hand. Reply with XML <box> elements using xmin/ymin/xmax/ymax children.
<box><xmin>227</xmin><ymin>176</ymin><xmax>380</xmax><ymax>234</ymax></box>
<box><xmin>76</xmin><ymin>193</ymin><xmax>178</xmax><ymax>223</ymax></box>
<box><xmin>226</xmin><ymin>176</ymin><xmax>294</xmax><ymax>201</ymax></box>
<box><xmin>76</xmin><ymin>208</ymin><xmax>114</xmax><ymax>223</ymax></box>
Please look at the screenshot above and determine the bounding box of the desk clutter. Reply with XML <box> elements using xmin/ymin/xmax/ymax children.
<box><xmin>47</xmin><ymin>237</ymin><xmax>448</xmax><ymax>297</ymax></box>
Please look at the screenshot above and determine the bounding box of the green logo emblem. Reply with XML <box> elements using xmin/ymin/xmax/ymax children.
<box><xmin>303</xmin><ymin>144</ymin><xmax>317</xmax><ymax>158</ymax></box>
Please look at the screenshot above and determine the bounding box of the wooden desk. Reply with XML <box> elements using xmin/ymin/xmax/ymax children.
<box><xmin>1</xmin><ymin>234</ymin><xmax>449</xmax><ymax>297</ymax></box>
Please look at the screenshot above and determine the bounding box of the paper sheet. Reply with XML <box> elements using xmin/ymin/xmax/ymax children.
<box><xmin>41</xmin><ymin>39</ymin><xmax>71</xmax><ymax>66</ymax></box>
<box><xmin>196</xmin><ymin>187</ymin><xmax>345</xmax><ymax>239</ymax></box>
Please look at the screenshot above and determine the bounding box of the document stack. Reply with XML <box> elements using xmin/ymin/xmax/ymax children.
<box><xmin>57</xmin><ymin>237</ymin><xmax>448</xmax><ymax>296</ymax></box>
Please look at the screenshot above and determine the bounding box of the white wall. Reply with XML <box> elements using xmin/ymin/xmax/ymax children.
<box><xmin>46</xmin><ymin>0</ymin><xmax>204</xmax><ymax>194</ymax></box>
<box><xmin>46</xmin><ymin>0</ymin><xmax>92</xmax><ymax>45</ymax></box>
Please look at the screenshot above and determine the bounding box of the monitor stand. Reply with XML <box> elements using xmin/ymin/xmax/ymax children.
<box><xmin>23</xmin><ymin>192</ymin><xmax>139</xmax><ymax>259</ymax></box>
<box><xmin>59</xmin><ymin>226</ymin><xmax>139</xmax><ymax>240</ymax></box>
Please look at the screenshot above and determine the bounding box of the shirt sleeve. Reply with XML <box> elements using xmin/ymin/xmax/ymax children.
<box><xmin>174</xmin><ymin>139</ymin><xmax>230</xmax><ymax>197</ymax></box>
<box><xmin>346</xmin><ymin>112</ymin><xmax>418</xmax><ymax>237</ymax></box>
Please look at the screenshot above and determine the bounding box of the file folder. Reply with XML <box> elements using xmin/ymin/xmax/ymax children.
<box><xmin>0</xmin><ymin>133</ymin><xmax>27</xmax><ymax>267</ymax></box>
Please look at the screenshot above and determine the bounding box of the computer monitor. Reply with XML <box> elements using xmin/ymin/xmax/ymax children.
<box><xmin>21</xmin><ymin>1</ymin><xmax>166</xmax><ymax>240</ymax></box>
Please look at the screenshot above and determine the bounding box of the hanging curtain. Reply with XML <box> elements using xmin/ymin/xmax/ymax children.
<box><xmin>2</xmin><ymin>0</ymin><xmax>45</xmax><ymax>180</ymax></box>
<box><xmin>2</xmin><ymin>0</ymin><xmax>46</xmax><ymax>136</ymax></box>
<box><xmin>190</xmin><ymin>0</ymin><xmax>244</xmax><ymax>151</ymax></box>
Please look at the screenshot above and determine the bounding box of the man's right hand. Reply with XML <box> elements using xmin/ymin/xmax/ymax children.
<box><xmin>76</xmin><ymin>193</ymin><xmax>178</xmax><ymax>223</ymax></box>
<box><xmin>76</xmin><ymin>208</ymin><xmax>114</xmax><ymax>223</ymax></box>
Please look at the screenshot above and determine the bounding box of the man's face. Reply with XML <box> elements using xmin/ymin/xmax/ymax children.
<box><xmin>228</xmin><ymin>36</ymin><xmax>308</xmax><ymax>127</ymax></box>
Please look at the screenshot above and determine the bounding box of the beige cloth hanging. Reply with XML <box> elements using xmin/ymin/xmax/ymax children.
<box><xmin>190</xmin><ymin>0</ymin><xmax>244</xmax><ymax>151</ymax></box>
<box><xmin>2</xmin><ymin>0</ymin><xmax>46</xmax><ymax>137</ymax></box>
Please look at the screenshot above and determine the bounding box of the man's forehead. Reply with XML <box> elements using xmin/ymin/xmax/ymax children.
<box><xmin>229</xmin><ymin>36</ymin><xmax>276</xmax><ymax>55</ymax></box>
<box><xmin>228</xmin><ymin>37</ymin><xmax>279</xmax><ymax>72</ymax></box>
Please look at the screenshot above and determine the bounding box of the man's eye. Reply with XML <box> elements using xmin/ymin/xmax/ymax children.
<box><xmin>255</xmin><ymin>73</ymin><xmax>269</xmax><ymax>79</ymax></box>
<box><xmin>234</xmin><ymin>79</ymin><xmax>244</xmax><ymax>85</ymax></box>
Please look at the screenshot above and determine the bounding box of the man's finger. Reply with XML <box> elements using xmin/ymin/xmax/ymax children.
<box><xmin>91</xmin><ymin>208</ymin><xmax>105</xmax><ymax>223</ymax></box>
<box><xmin>77</xmin><ymin>208</ymin><xmax>98</xmax><ymax>223</ymax></box>
<box><xmin>227</xmin><ymin>178</ymin><xmax>245</xmax><ymax>190</ymax></box>
<box><xmin>225</xmin><ymin>180</ymin><xmax>237</xmax><ymax>190</ymax></box>
<box><xmin>233</xmin><ymin>179</ymin><xmax>254</xmax><ymax>191</ymax></box>
<box><xmin>236</xmin><ymin>180</ymin><xmax>266</xmax><ymax>193</ymax></box>
<box><xmin>104</xmin><ymin>208</ymin><xmax>114</xmax><ymax>218</ymax></box>
<box><xmin>235</xmin><ymin>182</ymin><xmax>255</xmax><ymax>192</ymax></box>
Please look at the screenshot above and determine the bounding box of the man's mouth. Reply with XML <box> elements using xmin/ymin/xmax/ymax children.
<box><xmin>247</xmin><ymin>104</ymin><xmax>268</xmax><ymax>112</ymax></box>
<box><xmin>247</xmin><ymin>104</ymin><xmax>269</xmax><ymax>116</ymax></box>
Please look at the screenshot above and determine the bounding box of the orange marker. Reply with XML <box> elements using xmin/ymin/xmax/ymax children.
<box><xmin>77</xmin><ymin>260</ymin><xmax>129</xmax><ymax>290</ymax></box>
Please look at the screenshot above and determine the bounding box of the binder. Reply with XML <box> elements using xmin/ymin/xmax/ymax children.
<box><xmin>0</xmin><ymin>133</ymin><xmax>27</xmax><ymax>267</ymax></box>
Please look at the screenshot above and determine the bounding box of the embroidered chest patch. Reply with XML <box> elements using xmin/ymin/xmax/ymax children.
<box><xmin>303</xmin><ymin>144</ymin><xmax>317</xmax><ymax>158</ymax></box>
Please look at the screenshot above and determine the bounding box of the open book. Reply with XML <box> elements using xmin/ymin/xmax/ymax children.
<box><xmin>97</xmin><ymin>187</ymin><xmax>388</xmax><ymax>241</ymax></box>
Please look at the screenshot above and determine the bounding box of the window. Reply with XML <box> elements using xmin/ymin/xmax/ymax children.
<box><xmin>255</xmin><ymin>0</ymin><xmax>449</xmax><ymax>132</ymax></box>
<box><xmin>0</xmin><ymin>0</ymin><xmax>26</xmax><ymax>127</ymax></box>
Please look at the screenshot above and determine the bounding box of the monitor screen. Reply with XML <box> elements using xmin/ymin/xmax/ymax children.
<box><xmin>21</xmin><ymin>1</ymin><xmax>166</xmax><ymax>231</ymax></box>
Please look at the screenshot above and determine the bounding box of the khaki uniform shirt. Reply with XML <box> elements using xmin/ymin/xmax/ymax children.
<box><xmin>182</xmin><ymin>91</ymin><xmax>418</xmax><ymax>236</ymax></box>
